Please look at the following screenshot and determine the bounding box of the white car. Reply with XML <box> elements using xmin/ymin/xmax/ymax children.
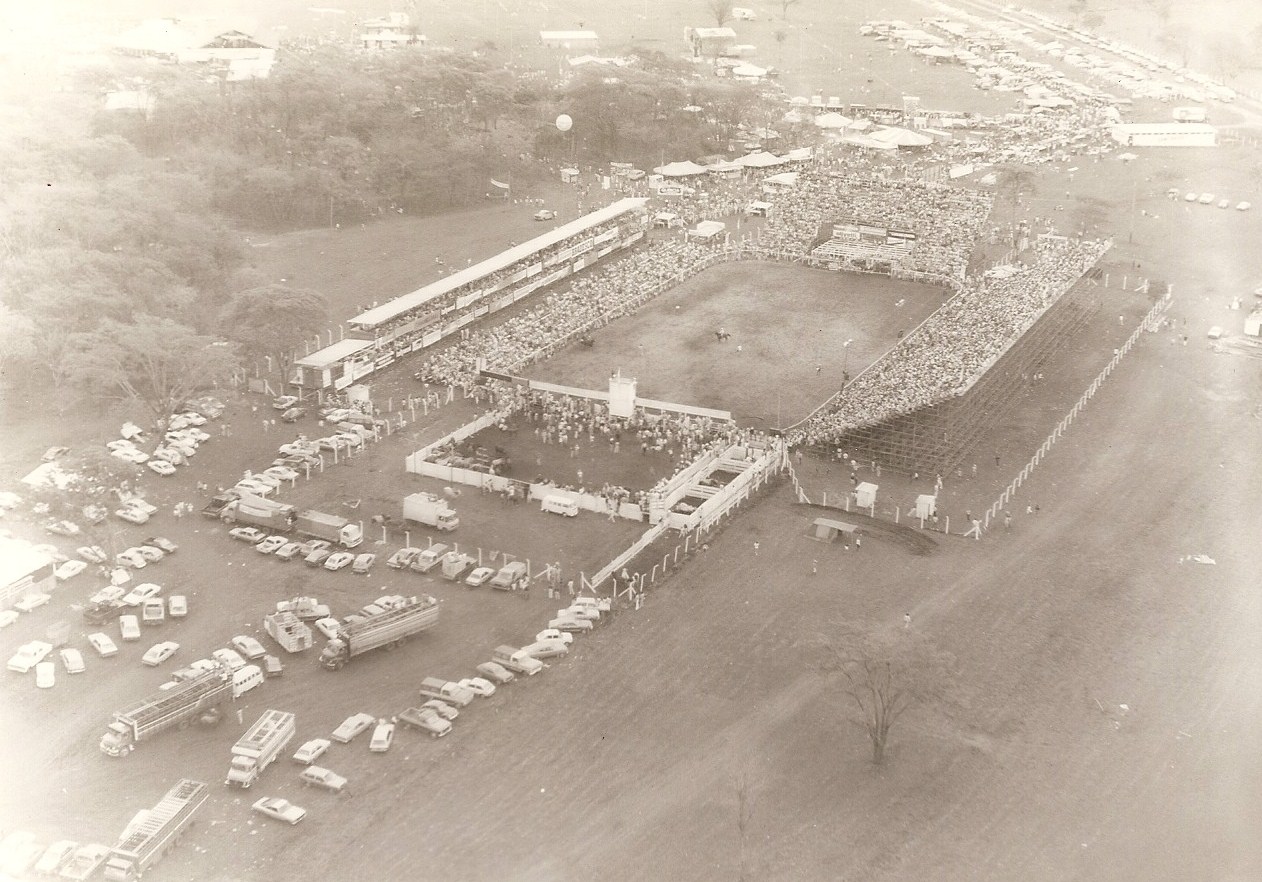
<box><xmin>60</xmin><ymin>648</ymin><xmax>85</xmax><ymax>674</ymax></box>
<box><xmin>256</xmin><ymin>535</ymin><xmax>288</xmax><ymax>554</ymax></box>
<box><xmin>174</xmin><ymin>411</ymin><xmax>206</xmax><ymax>426</ymax></box>
<box><xmin>106</xmin><ymin>439</ymin><xmax>137</xmax><ymax>452</ymax></box>
<box><xmin>1238</xmin><ymin>201</ymin><xmax>1252</xmax><ymax>211</ymax></box>
<box><xmin>134</xmin><ymin>545</ymin><xmax>165</xmax><ymax>563</ymax></box>
<box><xmin>146</xmin><ymin>536</ymin><xmax>178</xmax><ymax>554</ymax></box>
<box><xmin>55</xmin><ymin>560</ymin><xmax>87</xmax><ymax>581</ymax></box>
<box><xmin>122</xmin><ymin>583</ymin><xmax>162</xmax><ymax>606</ymax></box>
<box><xmin>147</xmin><ymin>460</ymin><xmax>177</xmax><ymax>476</ymax></box>
<box><xmin>114</xmin><ymin>506</ymin><xmax>150</xmax><ymax>525</ymax></box>
<box><xmin>141</xmin><ymin>641</ymin><xmax>179</xmax><ymax>666</ymax></box>
<box><xmin>293</xmin><ymin>738</ymin><xmax>331</xmax><ymax>765</ymax></box>
<box><xmin>115</xmin><ymin>549</ymin><xmax>148</xmax><ymax>569</ymax></box>
<box><xmin>331</xmin><ymin>712</ymin><xmax>376</xmax><ymax>743</ymax></box>
<box><xmin>7</xmin><ymin>641</ymin><xmax>53</xmax><ymax>673</ymax></box>
<box><xmin>314</xmin><ymin>617</ymin><xmax>341</xmax><ymax>640</ymax></box>
<box><xmin>90</xmin><ymin>585</ymin><xmax>126</xmax><ymax>605</ymax></box>
<box><xmin>230</xmin><ymin>635</ymin><xmax>267</xmax><ymax>660</ymax></box>
<box><xmin>387</xmin><ymin>547</ymin><xmax>421</xmax><ymax>569</ymax></box>
<box><xmin>464</xmin><ymin>567</ymin><xmax>495</xmax><ymax>587</ymax></box>
<box><xmin>533</xmin><ymin>209</ymin><xmax>556</xmax><ymax>221</ymax></box>
<box><xmin>549</xmin><ymin>615</ymin><xmax>594</xmax><ymax>632</ymax></box>
<box><xmin>77</xmin><ymin>545</ymin><xmax>108</xmax><ymax>564</ymax></box>
<box><xmin>0</xmin><ymin>610</ymin><xmax>20</xmax><ymax>629</ymax></box>
<box><xmin>212</xmin><ymin>647</ymin><xmax>247</xmax><ymax>671</ymax></box>
<box><xmin>535</xmin><ymin>628</ymin><xmax>574</xmax><ymax>646</ymax></box>
<box><xmin>229</xmin><ymin>527</ymin><xmax>268</xmax><ymax>543</ymax></box>
<box><xmin>278</xmin><ymin>442</ymin><xmax>320</xmax><ymax>457</ymax></box>
<box><xmin>323</xmin><ymin>552</ymin><xmax>355</xmax><ymax>571</ymax></box>
<box><xmin>369</xmin><ymin>719</ymin><xmax>395</xmax><ymax>752</ymax></box>
<box><xmin>264</xmin><ymin>466</ymin><xmax>299</xmax><ymax>482</ymax></box>
<box><xmin>174</xmin><ymin>427</ymin><xmax>210</xmax><ymax>442</ymax></box>
<box><xmin>273</xmin><ymin>395</ymin><xmax>299</xmax><ymax>410</ymax></box>
<box><xmin>234</xmin><ymin>480</ymin><xmax>275</xmax><ymax>497</ymax></box>
<box><xmin>14</xmin><ymin>593</ymin><xmax>52</xmax><ymax>612</ymax></box>
<box><xmin>275</xmin><ymin>542</ymin><xmax>305</xmax><ymax>561</ymax></box>
<box><xmin>151</xmin><ymin>448</ymin><xmax>185</xmax><ymax>466</ymax></box>
<box><xmin>111</xmin><ymin>448</ymin><xmax>149</xmax><ymax>464</ymax></box>
<box><xmin>88</xmin><ymin>632</ymin><xmax>119</xmax><ymax>658</ymax></box>
<box><xmin>458</xmin><ymin>676</ymin><xmax>497</xmax><ymax>697</ymax></box>
<box><xmin>168</xmin><ymin>595</ymin><xmax>188</xmax><ymax>617</ymax></box>
<box><xmin>35</xmin><ymin>661</ymin><xmax>56</xmax><ymax>688</ymax></box>
<box><xmin>251</xmin><ymin>797</ymin><xmax>306</xmax><ymax>826</ymax></box>
<box><xmin>119</xmin><ymin>615</ymin><xmax>141</xmax><ymax>641</ymax></box>
<box><xmin>245</xmin><ymin>473</ymin><xmax>282</xmax><ymax>490</ymax></box>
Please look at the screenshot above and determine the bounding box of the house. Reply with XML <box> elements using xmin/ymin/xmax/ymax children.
<box><xmin>684</xmin><ymin>27</ymin><xmax>737</xmax><ymax>59</ymax></box>
<box><xmin>360</xmin><ymin>13</ymin><xmax>426</xmax><ymax>50</ymax></box>
<box><xmin>114</xmin><ymin>19</ymin><xmax>276</xmax><ymax>76</ymax></box>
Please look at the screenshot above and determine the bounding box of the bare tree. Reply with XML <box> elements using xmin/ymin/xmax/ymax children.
<box><xmin>707</xmin><ymin>0</ymin><xmax>735</xmax><ymax>27</ymax></box>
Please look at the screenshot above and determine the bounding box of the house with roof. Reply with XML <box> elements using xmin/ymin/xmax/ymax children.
<box><xmin>360</xmin><ymin>13</ymin><xmax>426</xmax><ymax>50</ymax></box>
<box><xmin>684</xmin><ymin>26</ymin><xmax>737</xmax><ymax>59</ymax></box>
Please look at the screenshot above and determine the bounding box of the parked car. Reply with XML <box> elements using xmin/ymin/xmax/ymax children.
<box><xmin>148</xmin><ymin>460</ymin><xmax>177</xmax><ymax>476</ymax></box>
<box><xmin>0</xmin><ymin>610</ymin><xmax>20</xmax><ymax>629</ymax></box>
<box><xmin>90</xmin><ymin>586</ymin><xmax>126</xmax><ymax>606</ymax></box>
<box><xmin>421</xmin><ymin>699</ymin><xmax>458</xmax><ymax>720</ymax></box>
<box><xmin>549</xmin><ymin>615</ymin><xmax>593</xmax><ymax>632</ymax></box>
<box><xmin>398</xmin><ymin>706</ymin><xmax>451</xmax><ymax>738</ymax></box>
<box><xmin>369</xmin><ymin>719</ymin><xmax>395</xmax><ymax>752</ymax></box>
<box><xmin>7</xmin><ymin>641</ymin><xmax>53</xmax><ymax>673</ymax></box>
<box><xmin>229</xmin><ymin>527</ymin><xmax>268</xmax><ymax>544</ymax></box>
<box><xmin>274</xmin><ymin>542</ymin><xmax>305</xmax><ymax>561</ymax></box>
<box><xmin>88</xmin><ymin>632</ymin><xmax>119</xmax><ymax>658</ymax></box>
<box><xmin>272</xmin><ymin>395</ymin><xmax>299</xmax><ymax>410</ymax></box>
<box><xmin>135</xmin><ymin>545</ymin><xmax>165</xmax><ymax>563</ymax></box>
<box><xmin>331</xmin><ymin>712</ymin><xmax>376</xmax><ymax>743</ymax></box>
<box><xmin>351</xmin><ymin>553</ymin><xmax>376</xmax><ymax>575</ymax></box>
<box><xmin>81</xmin><ymin>504</ymin><xmax>108</xmax><ymax>525</ymax></box>
<box><xmin>14</xmin><ymin>593</ymin><xmax>51</xmax><ymax>613</ymax></box>
<box><xmin>141</xmin><ymin>598</ymin><xmax>165</xmax><ymax>626</ymax></box>
<box><xmin>520</xmin><ymin>639</ymin><xmax>569</xmax><ymax>659</ymax></box>
<box><xmin>231</xmin><ymin>635</ymin><xmax>267</xmax><ymax>660</ymax></box>
<box><xmin>60</xmin><ymin>648</ymin><xmax>85</xmax><ymax>674</ymax></box>
<box><xmin>251</xmin><ymin>797</ymin><xmax>306</xmax><ymax>826</ymax></box>
<box><xmin>264</xmin><ymin>466</ymin><xmax>299</xmax><ymax>482</ymax></box>
<box><xmin>35</xmin><ymin>661</ymin><xmax>56</xmax><ymax>688</ymax></box>
<box><xmin>476</xmin><ymin>661</ymin><xmax>515</xmax><ymax>684</ymax></box>
<box><xmin>168</xmin><ymin>595</ymin><xmax>188</xmax><ymax>617</ymax></box>
<box><xmin>256</xmin><ymin>535</ymin><xmax>288</xmax><ymax>555</ymax></box>
<box><xmin>278</xmin><ymin>442</ymin><xmax>320</xmax><ymax>457</ymax></box>
<box><xmin>280</xmin><ymin>407</ymin><xmax>307</xmax><ymax>423</ymax></box>
<box><xmin>122</xmin><ymin>583</ymin><xmax>162</xmax><ymax>606</ymax></box>
<box><xmin>114</xmin><ymin>549</ymin><xmax>148</xmax><ymax>570</ymax></box>
<box><xmin>534</xmin><ymin>209</ymin><xmax>556</xmax><ymax>220</ymax></box>
<box><xmin>300</xmin><ymin>766</ymin><xmax>348</xmax><ymax>793</ymax></box>
<box><xmin>464</xmin><ymin>567</ymin><xmax>495</xmax><ymax>587</ymax></box>
<box><xmin>323</xmin><ymin>552</ymin><xmax>354</xmax><ymax>571</ymax></box>
<box><xmin>304</xmin><ymin>547</ymin><xmax>334</xmax><ymax>567</ymax></box>
<box><xmin>114</xmin><ymin>505</ymin><xmax>150</xmax><ymax>524</ymax></box>
<box><xmin>111</xmin><ymin>448</ymin><xmax>149</xmax><ymax>465</ymax></box>
<box><xmin>458</xmin><ymin>676</ymin><xmax>496</xmax><ymax>697</ymax></box>
<box><xmin>387</xmin><ymin>547</ymin><xmax>421</xmax><ymax>569</ymax></box>
<box><xmin>43</xmin><ymin>519</ymin><xmax>81</xmax><ymax>537</ymax></box>
<box><xmin>211</xmin><ymin>647</ymin><xmax>247</xmax><ymax>671</ymax></box>
<box><xmin>234</xmin><ymin>480</ymin><xmax>275</xmax><ymax>497</ymax></box>
<box><xmin>535</xmin><ymin>628</ymin><xmax>574</xmax><ymax>646</ymax></box>
<box><xmin>55</xmin><ymin>560</ymin><xmax>87</xmax><ymax>581</ymax></box>
<box><xmin>77</xmin><ymin>545</ymin><xmax>108</xmax><ymax>564</ymax></box>
<box><xmin>313</xmin><ymin>617</ymin><xmax>341</xmax><ymax>640</ymax></box>
<box><xmin>145</xmin><ymin>536</ymin><xmax>179</xmax><ymax>554</ymax></box>
<box><xmin>141</xmin><ymin>641</ymin><xmax>180</xmax><ymax>666</ymax></box>
<box><xmin>293</xmin><ymin>738</ymin><xmax>331</xmax><ymax>765</ymax></box>
<box><xmin>118</xmin><ymin>615</ymin><xmax>141</xmax><ymax>642</ymax></box>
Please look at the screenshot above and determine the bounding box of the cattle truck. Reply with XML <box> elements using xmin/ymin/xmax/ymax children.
<box><xmin>218</xmin><ymin>495</ymin><xmax>296</xmax><ymax>531</ymax></box>
<box><xmin>319</xmin><ymin>595</ymin><xmax>440</xmax><ymax>670</ymax></box>
<box><xmin>226</xmin><ymin>710</ymin><xmax>296</xmax><ymax>788</ymax></box>
<box><xmin>402</xmin><ymin>492</ymin><xmax>459</xmax><ymax>531</ymax></box>
<box><xmin>295</xmin><ymin>510</ymin><xmax>363</xmax><ymax>548</ymax></box>
<box><xmin>263</xmin><ymin>611</ymin><xmax>313</xmax><ymax>653</ymax></box>
<box><xmin>100</xmin><ymin>668</ymin><xmax>235</xmax><ymax>757</ymax></box>
<box><xmin>100</xmin><ymin>779</ymin><xmax>208</xmax><ymax>881</ymax></box>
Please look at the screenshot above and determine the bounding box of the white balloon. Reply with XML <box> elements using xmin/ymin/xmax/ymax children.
<box><xmin>555</xmin><ymin>114</ymin><xmax>573</xmax><ymax>132</ymax></box>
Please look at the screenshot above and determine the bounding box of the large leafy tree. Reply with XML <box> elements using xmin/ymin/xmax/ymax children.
<box><xmin>64</xmin><ymin>315</ymin><xmax>239</xmax><ymax>423</ymax></box>
<box><xmin>219</xmin><ymin>285</ymin><xmax>329</xmax><ymax>384</ymax></box>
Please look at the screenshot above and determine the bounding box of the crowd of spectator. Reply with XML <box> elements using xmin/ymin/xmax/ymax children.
<box><xmin>791</xmin><ymin>236</ymin><xmax>1110</xmax><ymax>446</ymax></box>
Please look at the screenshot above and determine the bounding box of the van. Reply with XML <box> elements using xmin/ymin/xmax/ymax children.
<box><xmin>119</xmin><ymin>615</ymin><xmax>141</xmax><ymax>642</ymax></box>
<box><xmin>409</xmin><ymin>543</ymin><xmax>449</xmax><ymax>573</ymax></box>
<box><xmin>490</xmin><ymin>561</ymin><xmax>528</xmax><ymax>591</ymax></box>
<box><xmin>233</xmin><ymin>664</ymin><xmax>264</xmax><ymax>697</ymax></box>
<box><xmin>540</xmin><ymin>495</ymin><xmax>579</xmax><ymax>517</ymax></box>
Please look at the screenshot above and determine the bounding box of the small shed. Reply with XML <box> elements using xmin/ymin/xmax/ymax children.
<box><xmin>855</xmin><ymin>482</ymin><xmax>878</xmax><ymax>509</ymax></box>
<box><xmin>744</xmin><ymin>201</ymin><xmax>773</xmax><ymax>217</ymax></box>
<box><xmin>560</xmin><ymin>167</ymin><xmax>580</xmax><ymax>184</ymax></box>
<box><xmin>810</xmin><ymin>517</ymin><xmax>858</xmax><ymax>542</ymax></box>
<box><xmin>653</xmin><ymin>212</ymin><xmax>682</xmax><ymax>228</ymax></box>
<box><xmin>914</xmin><ymin>494</ymin><xmax>937</xmax><ymax>519</ymax></box>
<box><xmin>687</xmin><ymin>220</ymin><xmax>726</xmax><ymax>240</ymax></box>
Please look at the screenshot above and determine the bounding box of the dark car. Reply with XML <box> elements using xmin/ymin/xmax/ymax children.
<box><xmin>201</xmin><ymin>492</ymin><xmax>240</xmax><ymax>518</ymax></box>
<box><xmin>82</xmin><ymin>601</ymin><xmax>122</xmax><ymax>626</ymax></box>
<box><xmin>281</xmin><ymin>406</ymin><xmax>307</xmax><ymax>423</ymax></box>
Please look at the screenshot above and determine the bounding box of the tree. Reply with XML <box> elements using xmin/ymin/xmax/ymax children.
<box><xmin>995</xmin><ymin>165</ymin><xmax>1038</xmax><ymax>231</ymax></box>
<box><xmin>25</xmin><ymin>448</ymin><xmax>143</xmax><ymax>556</ymax></box>
<box><xmin>64</xmin><ymin>315</ymin><xmax>239</xmax><ymax>424</ymax></box>
<box><xmin>707</xmin><ymin>0</ymin><xmax>735</xmax><ymax>27</ymax></box>
<box><xmin>219</xmin><ymin>285</ymin><xmax>329</xmax><ymax>385</ymax></box>
<box><xmin>823</xmin><ymin>626</ymin><xmax>955</xmax><ymax>765</ymax></box>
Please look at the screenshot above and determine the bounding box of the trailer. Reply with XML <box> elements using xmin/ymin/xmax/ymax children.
<box><xmin>219</xmin><ymin>495</ymin><xmax>296</xmax><ymax>531</ymax></box>
<box><xmin>263</xmin><ymin>611</ymin><xmax>313</xmax><ymax>653</ymax></box>
<box><xmin>402</xmin><ymin>492</ymin><xmax>459</xmax><ymax>531</ymax></box>
<box><xmin>100</xmin><ymin>779</ymin><xmax>208</xmax><ymax>881</ymax></box>
<box><xmin>318</xmin><ymin>595</ymin><xmax>440</xmax><ymax>670</ymax></box>
<box><xmin>295</xmin><ymin>510</ymin><xmax>362</xmax><ymax>548</ymax></box>
<box><xmin>100</xmin><ymin>668</ymin><xmax>233</xmax><ymax>757</ymax></box>
<box><xmin>226</xmin><ymin>710</ymin><xmax>296</xmax><ymax>788</ymax></box>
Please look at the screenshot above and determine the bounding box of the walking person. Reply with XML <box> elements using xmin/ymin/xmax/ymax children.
<box><xmin>904</xmin><ymin>613</ymin><xmax>911</xmax><ymax>629</ymax></box>
<box><xmin>753</xmin><ymin>541</ymin><xmax>760</xmax><ymax>556</ymax></box>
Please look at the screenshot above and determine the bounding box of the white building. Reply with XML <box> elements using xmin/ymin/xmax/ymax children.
<box><xmin>360</xmin><ymin>13</ymin><xmax>426</xmax><ymax>50</ymax></box>
<box><xmin>540</xmin><ymin>30</ymin><xmax>599</xmax><ymax>50</ymax></box>
<box><xmin>1109</xmin><ymin>123</ymin><xmax>1217</xmax><ymax>147</ymax></box>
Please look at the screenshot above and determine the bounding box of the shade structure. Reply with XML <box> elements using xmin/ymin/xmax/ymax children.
<box><xmin>781</xmin><ymin>147</ymin><xmax>813</xmax><ymax>162</ymax></box>
<box><xmin>653</xmin><ymin>160</ymin><xmax>708</xmax><ymax>177</ymax></box>
<box><xmin>731</xmin><ymin>63</ymin><xmax>767</xmax><ymax>78</ymax></box>
<box><xmin>736</xmin><ymin>151</ymin><xmax>786</xmax><ymax>168</ymax></box>
<box><xmin>841</xmin><ymin>133</ymin><xmax>899</xmax><ymax>150</ymax></box>
<box><xmin>763</xmin><ymin>171</ymin><xmax>799</xmax><ymax>187</ymax></box>
<box><xmin>869</xmin><ymin>126</ymin><xmax>935</xmax><ymax>147</ymax></box>
<box><xmin>707</xmin><ymin>160</ymin><xmax>743</xmax><ymax>174</ymax></box>
<box><xmin>814</xmin><ymin>111</ymin><xmax>852</xmax><ymax>129</ymax></box>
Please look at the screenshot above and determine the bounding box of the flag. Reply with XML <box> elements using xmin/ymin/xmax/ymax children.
<box><xmin>490</xmin><ymin>179</ymin><xmax>510</xmax><ymax>191</ymax></box>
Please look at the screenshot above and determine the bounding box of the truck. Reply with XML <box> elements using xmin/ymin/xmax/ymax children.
<box><xmin>200</xmin><ymin>492</ymin><xmax>239</xmax><ymax>519</ymax></box>
<box><xmin>493</xmin><ymin>645</ymin><xmax>544</xmax><ymax>676</ymax></box>
<box><xmin>100</xmin><ymin>668</ymin><xmax>235</xmax><ymax>757</ymax></box>
<box><xmin>402</xmin><ymin>492</ymin><xmax>459</xmax><ymax>531</ymax></box>
<box><xmin>318</xmin><ymin>595</ymin><xmax>440</xmax><ymax>670</ymax></box>
<box><xmin>100</xmin><ymin>779</ymin><xmax>208</xmax><ymax>881</ymax></box>
<box><xmin>219</xmin><ymin>495</ymin><xmax>296</xmax><ymax>531</ymax></box>
<box><xmin>440</xmin><ymin>550</ymin><xmax>476</xmax><ymax>581</ymax></box>
<box><xmin>418</xmin><ymin>677</ymin><xmax>475</xmax><ymax>707</ymax></box>
<box><xmin>226</xmin><ymin>710</ymin><xmax>296</xmax><ymax>788</ymax></box>
<box><xmin>295</xmin><ymin>510</ymin><xmax>362</xmax><ymax>548</ymax></box>
<box><xmin>409</xmin><ymin>543</ymin><xmax>449</xmax><ymax>573</ymax></box>
<box><xmin>489</xmin><ymin>561</ymin><xmax>528</xmax><ymax>591</ymax></box>
<box><xmin>263</xmin><ymin>611</ymin><xmax>313</xmax><ymax>653</ymax></box>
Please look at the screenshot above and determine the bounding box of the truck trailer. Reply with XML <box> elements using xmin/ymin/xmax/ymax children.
<box><xmin>263</xmin><ymin>611</ymin><xmax>313</xmax><ymax>653</ymax></box>
<box><xmin>219</xmin><ymin>495</ymin><xmax>296</xmax><ymax>531</ymax></box>
<box><xmin>402</xmin><ymin>492</ymin><xmax>459</xmax><ymax>531</ymax></box>
<box><xmin>100</xmin><ymin>668</ymin><xmax>235</xmax><ymax>757</ymax></box>
<box><xmin>101</xmin><ymin>779</ymin><xmax>208</xmax><ymax>881</ymax></box>
<box><xmin>295</xmin><ymin>510</ymin><xmax>362</xmax><ymax>548</ymax></box>
<box><xmin>319</xmin><ymin>595</ymin><xmax>440</xmax><ymax>670</ymax></box>
<box><xmin>226</xmin><ymin>710</ymin><xmax>296</xmax><ymax>788</ymax></box>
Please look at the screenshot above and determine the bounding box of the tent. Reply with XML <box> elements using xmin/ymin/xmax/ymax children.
<box><xmin>653</xmin><ymin>212</ymin><xmax>682</xmax><ymax>228</ymax></box>
<box><xmin>736</xmin><ymin>151</ymin><xmax>786</xmax><ymax>168</ymax></box>
<box><xmin>560</xmin><ymin>167</ymin><xmax>580</xmax><ymax>183</ymax></box>
<box><xmin>762</xmin><ymin>172</ymin><xmax>798</xmax><ymax>188</ymax></box>
<box><xmin>781</xmin><ymin>147</ymin><xmax>812</xmax><ymax>162</ymax></box>
<box><xmin>731</xmin><ymin>63</ymin><xmax>767</xmax><ymax>79</ymax></box>
<box><xmin>814</xmin><ymin>111</ymin><xmax>852</xmax><ymax>129</ymax></box>
<box><xmin>687</xmin><ymin>220</ymin><xmax>727</xmax><ymax>240</ymax></box>
<box><xmin>869</xmin><ymin>126</ymin><xmax>934</xmax><ymax>147</ymax></box>
<box><xmin>707</xmin><ymin>160</ymin><xmax>743</xmax><ymax>176</ymax></box>
<box><xmin>745</xmin><ymin>201</ymin><xmax>773</xmax><ymax>217</ymax></box>
<box><xmin>841</xmin><ymin>133</ymin><xmax>898</xmax><ymax>150</ymax></box>
<box><xmin>653</xmin><ymin>160</ymin><xmax>707</xmax><ymax>177</ymax></box>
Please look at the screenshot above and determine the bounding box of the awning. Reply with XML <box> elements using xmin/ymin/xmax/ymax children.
<box><xmin>653</xmin><ymin>160</ymin><xmax>708</xmax><ymax>177</ymax></box>
<box><xmin>736</xmin><ymin>151</ymin><xmax>786</xmax><ymax>168</ymax></box>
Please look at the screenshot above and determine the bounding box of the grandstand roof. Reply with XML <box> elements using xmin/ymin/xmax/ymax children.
<box><xmin>294</xmin><ymin>338</ymin><xmax>374</xmax><ymax>369</ymax></box>
<box><xmin>349</xmin><ymin>198</ymin><xmax>647</xmax><ymax>329</ymax></box>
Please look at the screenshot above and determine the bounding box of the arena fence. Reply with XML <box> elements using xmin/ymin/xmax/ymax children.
<box><xmin>975</xmin><ymin>288</ymin><xmax>1173</xmax><ymax>537</ymax></box>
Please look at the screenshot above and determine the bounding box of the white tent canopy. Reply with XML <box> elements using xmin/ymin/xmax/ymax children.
<box><xmin>736</xmin><ymin>151</ymin><xmax>786</xmax><ymax>168</ymax></box>
<box><xmin>688</xmin><ymin>220</ymin><xmax>727</xmax><ymax>239</ymax></box>
<box><xmin>781</xmin><ymin>147</ymin><xmax>812</xmax><ymax>162</ymax></box>
<box><xmin>653</xmin><ymin>160</ymin><xmax>708</xmax><ymax>177</ymax></box>
<box><xmin>814</xmin><ymin>111</ymin><xmax>852</xmax><ymax>129</ymax></box>
<box><xmin>707</xmin><ymin>160</ymin><xmax>743</xmax><ymax>173</ymax></box>
<box><xmin>763</xmin><ymin>171</ymin><xmax>799</xmax><ymax>187</ymax></box>
<box><xmin>731</xmin><ymin>63</ymin><xmax>767</xmax><ymax>78</ymax></box>
<box><xmin>869</xmin><ymin>126</ymin><xmax>934</xmax><ymax>147</ymax></box>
